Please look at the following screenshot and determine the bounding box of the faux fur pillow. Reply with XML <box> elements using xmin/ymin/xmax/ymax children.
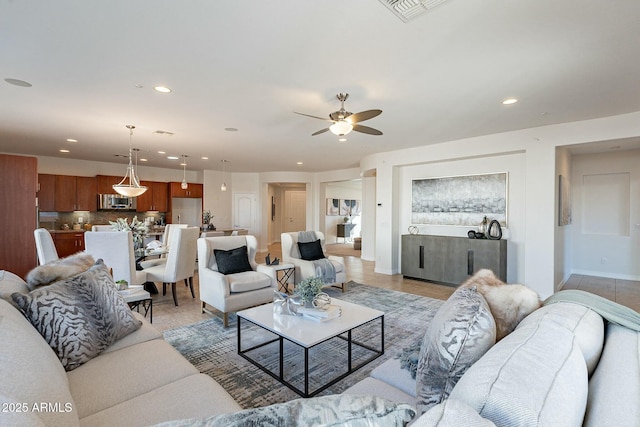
<box><xmin>459</xmin><ymin>269</ymin><xmax>541</xmax><ymax>340</ymax></box>
<box><xmin>25</xmin><ymin>252</ymin><xmax>95</xmax><ymax>289</ymax></box>
<box><xmin>12</xmin><ymin>260</ymin><xmax>141</xmax><ymax>371</ymax></box>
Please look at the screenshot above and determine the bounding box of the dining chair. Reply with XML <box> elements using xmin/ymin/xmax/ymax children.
<box><xmin>200</xmin><ymin>231</ymin><xmax>225</xmax><ymax>237</ymax></box>
<box><xmin>84</xmin><ymin>231</ymin><xmax>147</xmax><ymax>286</ymax></box>
<box><xmin>34</xmin><ymin>228</ymin><xmax>59</xmax><ymax>265</ymax></box>
<box><xmin>142</xmin><ymin>226</ymin><xmax>199</xmax><ymax>306</ymax></box>
<box><xmin>91</xmin><ymin>225</ymin><xmax>114</xmax><ymax>231</ymax></box>
<box><xmin>139</xmin><ymin>223</ymin><xmax>188</xmax><ymax>269</ymax></box>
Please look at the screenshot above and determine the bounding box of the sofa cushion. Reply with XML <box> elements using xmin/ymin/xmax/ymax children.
<box><xmin>12</xmin><ymin>260</ymin><xmax>142</xmax><ymax>371</ymax></box>
<box><xmin>151</xmin><ymin>394</ymin><xmax>416</xmax><ymax>427</ymax></box>
<box><xmin>102</xmin><ymin>311</ymin><xmax>163</xmax><ymax>354</ymax></box>
<box><xmin>214</xmin><ymin>245</ymin><xmax>253</xmax><ymax>275</ymax></box>
<box><xmin>413</xmin><ymin>399</ymin><xmax>497</xmax><ymax>427</ymax></box>
<box><xmin>25</xmin><ymin>252</ymin><xmax>95</xmax><ymax>288</ymax></box>
<box><xmin>344</xmin><ymin>377</ymin><xmax>417</xmax><ymax>406</ymax></box>
<box><xmin>297</xmin><ymin>239</ymin><xmax>325</xmax><ymax>261</ymax></box>
<box><xmin>78</xmin><ymin>374</ymin><xmax>241</xmax><ymax>427</ymax></box>
<box><xmin>449</xmin><ymin>302</ymin><xmax>598</xmax><ymax>427</ymax></box>
<box><xmin>0</xmin><ymin>270</ymin><xmax>29</xmax><ymax>307</ymax></box>
<box><xmin>67</xmin><ymin>339</ymin><xmax>200</xmax><ymax>419</ymax></box>
<box><xmin>371</xmin><ymin>358</ymin><xmax>417</xmax><ymax>398</ymax></box>
<box><xmin>584</xmin><ymin>322</ymin><xmax>640</xmax><ymax>427</ymax></box>
<box><xmin>0</xmin><ymin>299</ymin><xmax>79</xmax><ymax>427</ymax></box>
<box><xmin>415</xmin><ymin>287</ymin><xmax>496</xmax><ymax>415</ymax></box>
<box><xmin>227</xmin><ymin>271</ymin><xmax>272</xmax><ymax>293</ymax></box>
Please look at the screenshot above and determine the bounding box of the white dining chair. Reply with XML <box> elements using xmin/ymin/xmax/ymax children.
<box><xmin>142</xmin><ymin>227</ymin><xmax>199</xmax><ymax>306</ymax></box>
<box><xmin>200</xmin><ymin>231</ymin><xmax>225</xmax><ymax>237</ymax></box>
<box><xmin>91</xmin><ymin>225</ymin><xmax>114</xmax><ymax>231</ymax></box>
<box><xmin>84</xmin><ymin>231</ymin><xmax>147</xmax><ymax>286</ymax></box>
<box><xmin>139</xmin><ymin>223</ymin><xmax>188</xmax><ymax>269</ymax></box>
<box><xmin>34</xmin><ymin>228</ymin><xmax>59</xmax><ymax>265</ymax></box>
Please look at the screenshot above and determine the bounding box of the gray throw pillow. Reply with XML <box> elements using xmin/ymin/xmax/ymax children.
<box><xmin>151</xmin><ymin>394</ymin><xmax>416</xmax><ymax>427</ymax></box>
<box><xmin>415</xmin><ymin>287</ymin><xmax>496</xmax><ymax>415</ymax></box>
<box><xmin>12</xmin><ymin>259</ymin><xmax>142</xmax><ymax>371</ymax></box>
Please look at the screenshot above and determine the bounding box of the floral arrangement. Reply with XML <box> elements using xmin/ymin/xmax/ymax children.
<box><xmin>294</xmin><ymin>276</ymin><xmax>324</xmax><ymax>304</ymax></box>
<box><xmin>109</xmin><ymin>216</ymin><xmax>148</xmax><ymax>256</ymax></box>
<box><xmin>202</xmin><ymin>210</ymin><xmax>212</xmax><ymax>224</ymax></box>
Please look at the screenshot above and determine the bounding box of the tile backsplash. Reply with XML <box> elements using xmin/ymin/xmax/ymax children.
<box><xmin>39</xmin><ymin>211</ymin><xmax>165</xmax><ymax>231</ymax></box>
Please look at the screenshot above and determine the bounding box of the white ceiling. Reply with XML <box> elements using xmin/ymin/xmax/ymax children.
<box><xmin>2</xmin><ymin>0</ymin><xmax>640</xmax><ymax>173</ymax></box>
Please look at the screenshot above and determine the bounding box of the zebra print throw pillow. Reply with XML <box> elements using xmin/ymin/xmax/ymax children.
<box><xmin>12</xmin><ymin>260</ymin><xmax>142</xmax><ymax>371</ymax></box>
<box><xmin>415</xmin><ymin>286</ymin><xmax>496</xmax><ymax>416</ymax></box>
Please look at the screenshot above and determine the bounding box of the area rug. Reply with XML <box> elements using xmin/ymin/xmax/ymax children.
<box><xmin>163</xmin><ymin>281</ymin><xmax>444</xmax><ymax>409</ymax></box>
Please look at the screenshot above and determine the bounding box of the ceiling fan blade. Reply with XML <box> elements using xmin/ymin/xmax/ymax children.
<box><xmin>312</xmin><ymin>128</ymin><xmax>330</xmax><ymax>136</ymax></box>
<box><xmin>294</xmin><ymin>112</ymin><xmax>332</xmax><ymax>122</ymax></box>
<box><xmin>353</xmin><ymin>124</ymin><xmax>383</xmax><ymax>135</ymax></box>
<box><xmin>347</xmin><ymin>109</ymin><xmax>382</xmax><ymax>124</ymax></box>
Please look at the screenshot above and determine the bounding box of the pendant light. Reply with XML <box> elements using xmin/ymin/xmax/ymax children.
<box><xmin>221</xmin><ymin>159</ymin><xmax>228</xmax><ymax>192</ymax></box>
<box><xmin>181</xmin><ymin>155</ymin><xmax>188</xmax><ymax>190</ymax></box>
<box><xmin>113</xmin><ymin>125</ymin><xmax>148</xmax><ymax>197</ymax></box>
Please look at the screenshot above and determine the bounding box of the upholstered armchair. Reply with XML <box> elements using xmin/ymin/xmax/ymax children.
<box><xmin>197</xmin><ymin>235</ymin><xmax>277</xmax><ymax>327</ymax></box>
<box><xmin>281</xmin><ymin>231</ymin><xmax>347</xmax><ymax>292</ymax></box>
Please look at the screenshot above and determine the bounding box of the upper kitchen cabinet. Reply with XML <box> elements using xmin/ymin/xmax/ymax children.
<box><xmin>39</xmin><ymin>174</ymin><xmax>97</xmax><ymax>212</ymax></box>
<box><xmin>137</xmin><ymin>181</ymin><xmax>169</xmax><ymax>212</ymax></box>
<box><xmin>170</xmin><ymin>182</ymin><xmax>203</xmax><ymax>198</ymax></box>
<box><xmin>96</xmin><ymin>175</ymin><xmax>124</xmax><ymax>194</ymax></box>
<box><xmin>38</xmin><ymin>174</ymin><xmax>56</xmax><ymax>211</ymax></box>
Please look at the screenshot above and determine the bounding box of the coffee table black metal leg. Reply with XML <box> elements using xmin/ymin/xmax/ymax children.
<box><xmin>304</xmin><ymin>347</ymin><xmax>309</xmax><ymax>397</ymax></box>
<box><xmin>348</xmin><ymin>330</ymin><xmax>352</xmax><ymax>371</ymax></box>
<box><xmin>279</xmin><ymin>336</ymin><xmax>284</xmax><ymax>381</ymax></box>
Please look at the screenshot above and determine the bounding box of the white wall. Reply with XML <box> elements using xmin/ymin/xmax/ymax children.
<box><xmin>360</xmin><ymin>111</ymin><xmax>640</xmax><ymax>299</ymax></box>
<box><xmin>570</xmin><ymin>148</ymin><xmax>640</xmax><ymax>280</ymax></box>
<box><xmin>324</xmin><ymin>181</ymin><xmax>362</xmax><ymax>243</ymax></box>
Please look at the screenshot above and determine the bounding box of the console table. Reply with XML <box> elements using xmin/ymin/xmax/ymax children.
<box><xmin>337</xmin><ymin>223</ymin><xmax>354</xmax><ymax>243</ymax></box>
<box><xmin>401</xmin><ymin>234</ymin><xmax>507</xmax><ymax>285</ymax></box>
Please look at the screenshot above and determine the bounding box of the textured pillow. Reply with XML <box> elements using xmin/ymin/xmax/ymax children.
<box><xmin>214</xmin><ymin>245</ymin><xmax>253</xmax><ymax>275</ymax></box>
<box><xmin>0</xmin><ymin>270</ymin><xmax>30</xmax><ymax>308</ymax></box>
<box><xmin>151</xmin><ymin>394</ymin><xmax>416</xmax><ymax>427</ymax></box>
<box><xmin>415</xmin><ymin>287</ymin><xmax>496</xmax><ymax>415</ymax></box>
<box><xmin>12</xmin><ymin>260</ymin><xmax>142</xmax><ymax>371</ymax></box>
<box><xmin>25</xmin><ymin>252</ymin><xmax>95</xmax><ymax>289</ymax></box>
<box><xmin>298</xmin><ymin>239</ymin><xmax>325</xmax><ymax>261</ymax></box>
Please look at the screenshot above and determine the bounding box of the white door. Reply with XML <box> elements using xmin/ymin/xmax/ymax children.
<box><xmin>233</xmin><ymin>193</ymin><xmax>256</xmax><ymax>234</ymax></box>
<box><xmin>284</xmin><ymin>190</ymin><xmax>306</xmax><ymax>232</ymax></box>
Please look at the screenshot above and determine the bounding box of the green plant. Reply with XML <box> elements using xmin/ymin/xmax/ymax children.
<box><xmin>294</xmin><ymin>277</ymin><xmax>324</xmax><ymax>304</ymax></box>
<box><xmin>109</xmin><ymin>216</ymin><xmax>148</xmax><ymax>256</ymax></box>
<box><xmin>202</xmin><ymin>210</ymin><xmax>212</xmax><ymax>224</ymax></box>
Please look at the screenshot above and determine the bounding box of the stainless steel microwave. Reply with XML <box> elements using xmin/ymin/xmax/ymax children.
<box><xmin>98</xmin><ymin>194</ymin><xmax>137</xmax><ymax>211</ymax></box>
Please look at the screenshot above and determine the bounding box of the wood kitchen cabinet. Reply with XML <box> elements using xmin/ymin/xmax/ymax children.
<box><xmin>53</xmin><ymin>232</ymin><xmax>85</xmax><ymax>257</ymax></box>
<box><xmin>38</xmin><ymin>174</ymin><xmax>56</xmax><ymax>211</ymax></box>
<box><xmin>39</xmin><ymin>174</ymin><xmax>97</xmax><ymax>212</ymax></box>
<box><xmin>401</xmin><ymin>234</ymin><xmax>506</xmax><ymax>285</ymax></box>
<box><xmin>137</xmin><ymin>181</ymin><xmax>169</xmax><ymax>212</ymax></box>
<box><xmin>170</xmin><ymin>182</ymin><xmax>203</xmax><ymax>198</ymax></box>
<box><xmin>96</xmin><ymin>175</ymin><xmax>124</xmax><ymax>194</ymax></box>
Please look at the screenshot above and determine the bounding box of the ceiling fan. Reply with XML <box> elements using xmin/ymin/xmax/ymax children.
<box><xmin>295</xmin><ymin>93</ymin><xmax>383</xmax><ymax>137</ymax></box>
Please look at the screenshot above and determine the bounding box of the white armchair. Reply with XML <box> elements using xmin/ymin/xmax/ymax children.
<box><xmin>198</xmin><ymin>235</ymin><xmax>277</xmax><ymax>327</ymax></box>
<box><xmin>281</xmin><ymin>231</ymin><xmax>347</xmax><ymax>292</ymax></box>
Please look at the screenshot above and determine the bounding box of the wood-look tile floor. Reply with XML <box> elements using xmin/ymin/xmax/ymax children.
<box><xmin>149</xmin><ymin>243</ymin><xmax>640</xmax><ymax>332</ymax></box>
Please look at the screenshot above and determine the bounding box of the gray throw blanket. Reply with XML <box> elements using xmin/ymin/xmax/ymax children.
<box><xmin>297</xmin><ymin>231</ymin><xmax>336</xmax><ymax>284</ymax></box>
<box><xmin>544</xmin><ymin>289</ymin><xmax>640</xmax><ymax>332</ymax></box>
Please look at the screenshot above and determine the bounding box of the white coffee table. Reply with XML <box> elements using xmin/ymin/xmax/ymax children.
<box><xmin>237</xmin><ymin>298</ymin><xmax>384</xmax><ymax>397</ymax></box>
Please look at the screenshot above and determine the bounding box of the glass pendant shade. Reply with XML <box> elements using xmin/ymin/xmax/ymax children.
<box><xmin>221</xmin><ymin>159</ymin><xmax>228</xmax><ymax>192</ymax></box>
<box><xmin>113</xmin><ymin>125</ymin><xmax>147</xmax><ymax>197</ymax></box>
<box><xmin>329</xmin><ymin>120</ymin><xmax>353</xmax><ymax>136</ymax></box>
<box><xmin>181</xmin><ymin>155</ymin><xmax>188</xmax><ymax>189</ymax></box>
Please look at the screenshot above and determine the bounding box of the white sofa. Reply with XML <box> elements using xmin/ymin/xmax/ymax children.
<box><xmin>345</xmin><ymin>298</ymin><xmax>640</xmax><ymax>426</ymax></box>
<box><xmin>0</xmin><ymin>270</ymin><xmax>241</xmax><ymax>427</ymax></box>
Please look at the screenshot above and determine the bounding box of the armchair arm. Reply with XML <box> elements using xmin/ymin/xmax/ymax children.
<box><xmin>287</xmin><ymin>258</ymin><xmax>319</xmax><ymax>284</ymax></box>
<box><xmin>256</xmin><ymin>264</ymin><xmax>279</xmax><ymax>289</ymax></box>
<box><xmin>198</xmin><ymin>266</ymin><xmax>231</xmax><ymax>301</ymax></box>
<box><xmin>328</xmin><ymin>255</ymin><xmax>345</xmax><ymax>266</ymax></box>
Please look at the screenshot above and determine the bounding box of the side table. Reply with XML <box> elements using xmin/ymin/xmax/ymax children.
<box><xmin>260</xmin><ymin>263</ymin><xmax>295</xmax><ymax>294</ymax></box>
<box><xmin>121</xmin><ymin>289</ymin><xmax>153</xmax><ymax>323</ymax></box>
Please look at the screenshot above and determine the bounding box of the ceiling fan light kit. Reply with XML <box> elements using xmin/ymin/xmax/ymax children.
<box><xmin>296</xmin><ymin>92</ymin><xmax>383</xmax><ymax>138</ymax></box>
<box><xmin>113</xmin><ymin>125</ymin><xmax>148</xmax><ymax>197</ymax></box>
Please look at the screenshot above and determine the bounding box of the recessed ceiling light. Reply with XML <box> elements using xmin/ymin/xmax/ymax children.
<box><xmin>154</xmin><ymin>85</ymin><xmax>172</xmax><ymax>93</ymax></box>
<box><xmin>66</xmin><ymin>138</ymin><xmax>78</xmax><ymax>143</ymax></box>
<box><xmin>157</xmin><ymin>150</ymin><xmax>166</xmax><ymax>154</ymax></box>
<box><xmin>502</xmin><ymin>98</ymin><xmax>518</xmax><ymax>105</ymax></box>
<box><xmin>59</xmin><ymin>149</ymin><xmax>70</xmax><ymax>153</ymax></box>
<box><xmin>297</xmin><ymin>161</ymin><xmax>303</xmax><ymax>165</ymax></box>
<box><xmin>338</xmin><ymin>138</ymin><xmax>347</xmax><ymax>142</ymax></box>
<box><xmin>167</xmin><ymin>156</ymin><xmax>179</xmax><ymax>160</ymax></box>
<box><xmin>201</xmin><ymin>156</ymin><xmax>209</xmax><ymax>160</ymax></box>
<box><xmin>140</xmin><ymin>158</ymin><xmax>148</xmax><ymax>162</ymax></box>
<box><xmin>4</xmin><ymin>78</ymin><xmax>32</xmax><ymax>87</ymax></box>
<box><xmin>224</xmin><ymin>127</ymin><xmax>238</xmax><ymax>132</ymax></box>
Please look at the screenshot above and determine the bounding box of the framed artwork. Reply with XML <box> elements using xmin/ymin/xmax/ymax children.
<box><xmin>411</xmin><ymin>172</ymin><xmax>507</xmax><ymax>226</ymax></box>
<box><xmin>326</xmin><ymin>198</ymin><xmax>340</xmax><ymax>216</ymax></box>
<box><xmin>340</xmin><ymin>199</ymin><xmax>358</xmax><ymax>216</ymax></box>
<box><xmin>271</xmin><ymin>196</ymin><xmax>276</xmax><ymax>221</ymax></box>
<box><xmin>558</xmin><ymin>174</ymin><xmax>571</xmax><ymax>226</ymax></box>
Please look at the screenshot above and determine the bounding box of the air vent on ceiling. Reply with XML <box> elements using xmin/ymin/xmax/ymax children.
<box><xmin>378</xmin><ymin>0</ymin><xmax>450</xmax><ymax>23</ymax></box>
<box><xmin>154</xmin><ymin>130</ymin><xmax>174</xmax><ymax>136</ymax></box>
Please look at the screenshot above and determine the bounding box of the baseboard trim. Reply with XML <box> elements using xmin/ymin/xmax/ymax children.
<box><xmin>571</xmin><ymin>269</ymin><xmax>640</xmax><ymax>282</ymax></box>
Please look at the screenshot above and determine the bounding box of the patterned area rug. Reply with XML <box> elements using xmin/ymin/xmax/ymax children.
<box><xmin>163</xmin><ymin>281</ymin><xmax>444</xmax><ymax>409</ymax></box>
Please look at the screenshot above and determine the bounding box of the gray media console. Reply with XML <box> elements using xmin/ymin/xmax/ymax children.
<box><xmin>401</xmin><ymin>234</ymin><xmax>507</xmax><ymax>285</ymax></box>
